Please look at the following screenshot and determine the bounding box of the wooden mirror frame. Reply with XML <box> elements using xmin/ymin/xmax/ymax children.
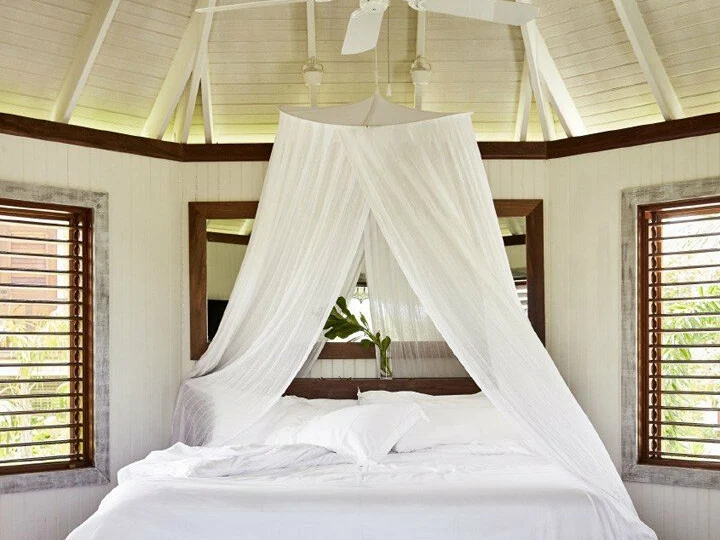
<box><xmin>495</xmin><ymin>199</ymin><xmax>545</xmax><ymax>343</ymax></box>
<box><xmin>189</xmin><ymin>201</ymin><xmax>258</xmax><ymax>359</ymax></box>
<box><xmin>189</xmin><ymin>198</ymin><xmax>545</xmax><ymax>360</ymax></box>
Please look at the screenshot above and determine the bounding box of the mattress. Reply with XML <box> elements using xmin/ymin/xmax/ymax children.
<box><xmin>68</xmin><ymin>442</ymin><xmax>642</xmax><ymax>540</ymax></box>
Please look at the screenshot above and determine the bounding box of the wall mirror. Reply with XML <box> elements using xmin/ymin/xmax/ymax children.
<box><xmin>189</xmin><ymin>202</ymin><xmax>258</xmax><ymax>359</ymax></box>
<box><xmin>189</xmin><ymin>199</ymin><xmax>544</xmax><ymax>360</ymax></box>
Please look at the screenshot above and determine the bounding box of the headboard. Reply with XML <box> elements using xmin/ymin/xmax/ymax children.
<box><xmin>284</xmin><ymin>377</ymin><xmax>479</xmax><ymax>399</ymax></box>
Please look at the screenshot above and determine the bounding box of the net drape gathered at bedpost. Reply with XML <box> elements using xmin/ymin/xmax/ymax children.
<box><xmin>172</xmin><ymin>95</ymin><xmax>655</xmax><ymax>539</ymax></box>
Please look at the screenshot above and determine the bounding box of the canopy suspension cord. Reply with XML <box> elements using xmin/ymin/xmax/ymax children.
<box><xmin>386</xmin><ymin>11</ymin><xmax>392</xmax><ymax>97</ymax></box>
<box><xmin>374</xmin><ymin>48</ymin><xmax>380</xmax><ymax>95</ymax></box>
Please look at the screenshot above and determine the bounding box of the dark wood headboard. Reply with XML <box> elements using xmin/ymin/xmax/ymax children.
<box><xmin>284</xmin><ymin>377</ymin><xmax>479</xmax><ymax>399</ymax></box>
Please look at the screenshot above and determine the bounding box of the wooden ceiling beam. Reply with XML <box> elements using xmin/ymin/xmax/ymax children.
<box><xmin>523</xmin><ymin>21</ymin><xmax>587</xmax><ymax>138</ymax></box>
<box><xmin>173</xmin><ymin>7</ymin><xmax>215</xmax><ymax>144</ymax></box>
<box><xmin>201</xmin><ymin>58</ymin><xmax>215</xmax><ymax>144</ymax></box>
<box><xmin>50</xmin><ymin>0</ymin><xmax>120</xmax><ymax>123</ymax></box>
<box><xmin>520</xmin><ymin>22</ymin><xmax>555</xmax><ymax>141</ymax></box>
<box><xmin>3</xmin><ymin>110</ymin><xmax>719</xmax><ymax>162</ymax></box>
<box><xmin>142</xmin><ymin>0</ymin><xmax>216</xmax><ymax>140</ymax></box>
<box><xmin>514</xmin><ymin>59</ymin><xmax>532</xmax><ymax>142</ymax></box>
<box><xmin>611</xmin><ymin>0</ymin><xmax>684</xmax><ymax>121</ymax></box>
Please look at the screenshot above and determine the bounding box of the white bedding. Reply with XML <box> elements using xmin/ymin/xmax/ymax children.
<box><xmin>68</xmin><ymin>442</ymin><xmax>646</xmax><ymax>540</ymax></box>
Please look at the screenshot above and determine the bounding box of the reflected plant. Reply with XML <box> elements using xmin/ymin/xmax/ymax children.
<box><xmin>323</xmin><ymin>296</ymin><xmax>393</xmax><ymax>378</ymax></box>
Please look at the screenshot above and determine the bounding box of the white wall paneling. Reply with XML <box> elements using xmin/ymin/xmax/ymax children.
<box><xmin>0</xmin><ymin>132</ymin><xmax>718</xmax><ymax>539</ymax></box>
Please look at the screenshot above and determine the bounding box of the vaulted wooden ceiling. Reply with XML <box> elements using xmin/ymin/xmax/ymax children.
<box><xmin>0</xmin><ymin>0</ymin><xmax>718</xmax><ymax>143</ymax></box>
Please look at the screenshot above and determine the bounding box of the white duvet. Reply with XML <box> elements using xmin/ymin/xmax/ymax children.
<box><xmin>68</xmin><ymin>442</ymin><xmax>648</xmax><ymax>540</ymax></box>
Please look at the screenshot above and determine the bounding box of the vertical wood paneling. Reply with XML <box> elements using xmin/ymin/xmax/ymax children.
<box><xmin>546</xmin><ymin>133</ymin><xmax>720</xmax><ymax>540</ymax></box>
<box><xmin>0</xmin><ymin>133</ymin><xmax>718</xmax><ymax>540</ymax></box>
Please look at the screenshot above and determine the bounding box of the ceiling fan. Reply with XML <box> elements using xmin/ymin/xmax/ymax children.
<box><xmin>198</xmin><ymin>0</ymin><xmax>539</xmax><ymax>55</ymax></box>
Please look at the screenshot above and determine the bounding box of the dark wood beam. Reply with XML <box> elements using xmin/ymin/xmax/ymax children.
<box><xmin>547</xmin><ymin>112</ymin><xmax>720</xmax><ymax>159</ymax></box>
<box><xmin>206</xmin><ymin>232</ymin><xmax>250</xmax><ymax>245</ymax></box>
<box><xmin>1</xmin><ymin>110</ymin><xmax>719</xmax><ymax>162</ymax></box>
<box><xmin>0</xmin><ymin>112</ymin><xmax>181</xmax><ymax>161</ymax></box>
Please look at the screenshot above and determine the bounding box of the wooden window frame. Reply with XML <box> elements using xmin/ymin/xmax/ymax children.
<box><xmin>189</xmin><ymin>199</ymin><xmax>545</xmax><ymax>361</ymax></box>
<box><xmin>0</xmin><ymin>181</ymin><xmax>108</xmax><ymax>494</ymax></box>
<box><xmin>622</xmin><ymin>177</ymin><xmax>720</xmax><ymax>489</ymax></box>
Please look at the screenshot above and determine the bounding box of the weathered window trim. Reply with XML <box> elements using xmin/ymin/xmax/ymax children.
<box><xmin>621</xmin><ymin>176</ymin><xmax>720</xmax><ymax>490</ymax></box>
<box><xmin>0</xmin><ymin>180</ymin><xmax>109</xmax><ymax>494</ymax></box>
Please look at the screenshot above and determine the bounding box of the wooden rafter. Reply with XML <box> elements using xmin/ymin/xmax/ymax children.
<box><xmin>5</xmin><ymin>109</ymin><xmax>720</xmax><ymax>162</ymax></box>
<box><xmin>514</xmin><ymin>59</ymin><xmax>532</xmax><ymax>142</ymax></box>
<box><xmin>611</xmin><ymin>0</ymin><xmax>684</xmax><ymax>120</ymax></box>
<box><xmin>51</xmin><ymin>0</ymin><xmax>120</xmax><ymax>123</ymax></box>
<box><xmin>522</xmin><ymin>21</ymin><xmax>586</xmax><ymax>138</ymax></box>
<box><xmin>201</xmin><ymin>58</ymin><xmax>215</xmax><ymax>144</ymax></box>
<box><xmin>521</xmin><ymin>22</ymin><xmax>555</xmax><ymax>141</ymax></box>
<box><xmin>142</xmin><ymin>0</ymin><xmax>216</xmax><ymax>139</ymax></box>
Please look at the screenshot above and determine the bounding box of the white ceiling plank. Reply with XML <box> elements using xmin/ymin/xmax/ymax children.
<box><xmin>201</xmin><ymin>57</ymin><xmax>215</xmax><ymax>144</ymax></box>
<box><xmin>50</xmin><ymin>0</ymin><xmax>121</xmax><ymax>123</ymax></box>
<box><xmin>514</xmin><ymin>59</ymin><xmax>531</xmax><ymax>141</ymax></box>
<box><xmin>611</xmin><ymin>0</ymin><xmax>685</xmax><ymax>120</ymax></box>
<box><xmin>142</xmin><ymin>0</ymin><xmax>216</xmax><ymax>139</ymax></box>
<box><xmin>520</xmin><ymin>22</ymin><xmax>555</xmax><ymax>141</ymax></box>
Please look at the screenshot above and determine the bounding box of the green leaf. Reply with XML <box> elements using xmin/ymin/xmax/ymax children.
<box><xmin>336</xmin><ymin>296</ymin><xmax>347</xmax><ymax>311</ymax></box>
<box><xmin>359</xmin><ymin>339</ymin><xmax>374</xmax><ymax>349</ymax></box>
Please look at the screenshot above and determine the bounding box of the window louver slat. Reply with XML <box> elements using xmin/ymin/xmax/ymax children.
<box><xmin>638</xmin><ymin>197</ymin><xmax>720</xmax><ymax>470</ymax></box>
<box><xmin>0</xmin><ymin>199</ymin><xmax>93</xmax><ymax>475</ymax></box>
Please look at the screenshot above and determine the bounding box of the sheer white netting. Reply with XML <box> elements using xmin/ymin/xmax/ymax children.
<box><xmin>172</xmin><ymin>95</ymin><xmax>655</xmax><ymax>539</ymax></box>
<box><xmin>364</xmin><ymin>215</ymin><xmax>457</xmax><ymax>377</ymax></box>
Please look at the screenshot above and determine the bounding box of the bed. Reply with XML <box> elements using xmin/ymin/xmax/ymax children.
<box><xmin>67</xmin><ymin>379</ymin><xmax>646</xmax><ymax>540</ymax></box>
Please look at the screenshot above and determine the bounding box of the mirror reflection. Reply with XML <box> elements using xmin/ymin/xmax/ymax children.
<box><xmin>498</xmin><ymin>216</ymin><xmax>528</xmax><ymax>311</ymax></box>
<box><xmin>204</xmin><ymin>215</ymin><xmax>531</xmax><ymax>343</ymax></box>
<box><xmin>206</xmin><ymin>218</ymin><xmax>254</xmax><ymax>340</ymax></box>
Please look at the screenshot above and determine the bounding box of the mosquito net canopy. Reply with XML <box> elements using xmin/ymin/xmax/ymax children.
<box><xmin>172</xmin><ymin>94</ymin><xmax>654</xmax><ymax>539</ymax></box>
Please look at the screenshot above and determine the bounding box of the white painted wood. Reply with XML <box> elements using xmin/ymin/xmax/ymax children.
<box><xmin>520</xmin><ymin>22</ymin><xmax>556</xmax><ymax>141</ymax></box>
<box><xmin>50</xmin><ymin>0</ymin><xmax>121</xmax><ymax>123</ymax></box>
<box><xmin>175</xmin><ymin>4</ymin><xmax>215</xmax><ymax>144</ymax></box>
<box><xmin>523</xmin><ymin>20</ymin><xmax>587</xmax><ymax>137</ymax></box>
<box><xmin>514</xmin><ymin>59</ymin><xmax>531</xmax><ymax>141</ymax></box>
<box><xmin>612</xmin><ymin>0</ymin><xmax>684</xmax><ymax>120</ymax></box>
<box><xmin>412</xmin><ymin>10</ymin><xmax>427</xmax><ymax>110</ymax></box>
<box><xmin>200</xmin><ymin>59</ymin><xmax>215</xmax><ymax>143</ymax></box>
<box><xmin>142</xmin><ymin>0</ymin><xmax>216</xmax><ymax>139</ymax></box>
<box><xmin>0</xmin><ymin>131</ymin><xmax>719</xmax><ymax>540</ymax></box>
<box><xmin>172</xmin><ymin>78</ymin><xmax>192</xmax><ymax>143</ymax></box>
<box><xmin>306</xmin><ymin>0</ymin><xmax>317</xmax><ymax>59</ymax></box>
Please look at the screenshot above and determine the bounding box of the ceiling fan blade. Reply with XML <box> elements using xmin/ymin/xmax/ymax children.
<box><xmin>341</xmin><ymin>8</ymin><xmax>385</xmax><ymax>55</ymax></box>
<box><xmin>196</xmin><ymin>0</ymin><xmax>306</xmax><ymax>14</ymax></box>
<box><xmin>418</xmin><ymin>0</ymin><xmax>538</xmax><ymax>26</ymax></box>
<box><xmin>489</xmin><ymin>1</ymin><xmax>539</xmax><ymax>25</ymax></box>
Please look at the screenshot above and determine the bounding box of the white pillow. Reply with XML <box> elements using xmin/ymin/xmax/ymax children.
<box><xmin>358</xmin><ymin>391</ymin><xmax>521</xmax><ymax>452</ymax></box>
<box><xmin>271</xmin><ymin>402</ymin><xmax>427</xmax><ymax>464</ymax></box>
<box><xmin>226</xmin><ymin>396</ymin><xmax>357</xmax><ymax>446</ymax></box>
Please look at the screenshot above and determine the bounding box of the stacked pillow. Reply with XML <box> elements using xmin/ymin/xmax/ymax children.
<box><xmin>357</xmin><ymin>390</ymin><xmax>521</xmax><ymax>452</ymax></box>
<box><xmin>229</xmin><ymin>391</ymin><xmax>521</xmax><ymax>464</ymax></box>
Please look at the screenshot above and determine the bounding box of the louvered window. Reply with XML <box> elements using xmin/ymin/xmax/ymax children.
<box><xmin>638</xmin><ymin>197</ymin><xmax>720</xmax><ymax>469</ymax></box>
<box><xmin>0</xmin><ymin>199</ymin><xmax>93</xmax><ymax>475</ymax></box>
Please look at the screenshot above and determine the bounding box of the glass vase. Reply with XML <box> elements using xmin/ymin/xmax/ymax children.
<box><xmin>378</xmin><ymin>350</ymin><xmax>393</xmax><ymax>380</ymax></box>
